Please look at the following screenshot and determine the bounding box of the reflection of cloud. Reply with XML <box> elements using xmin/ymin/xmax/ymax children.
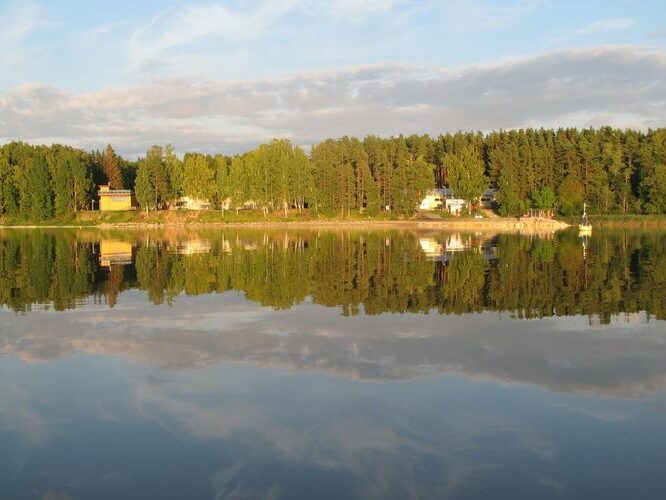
<box><xmin>0</xmin><ymin>379</ymin><xmax>50</xmax><ymax>446</ymax></box>
<box><xmin>2</xmin><ymin>46</ymin><xmax>665</xmax><ymax>155</ymax></box>
<box><xmin>2</xmin><ymin>297</ymin><xmax>666</xmax><ymax>398</ymax></box>
<box><xmin>131</xmin><ymin>367</ymin><xmax>558</xmax><ymax>499</ymax></box>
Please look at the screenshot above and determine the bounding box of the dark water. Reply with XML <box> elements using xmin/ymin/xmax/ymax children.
<box><xmin>1</xmin><ymin>228</ymin><xmax>666</xmax><ymax>499</ymax></box>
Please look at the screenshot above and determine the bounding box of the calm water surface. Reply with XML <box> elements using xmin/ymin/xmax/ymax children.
<box><xmin>1</xmin><ymin>228</ymin><xmax>666</xmax><ymax>499</ymax></box>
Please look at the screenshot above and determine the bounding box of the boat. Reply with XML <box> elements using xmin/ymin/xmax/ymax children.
<box><xmin>578</xmin><ymin>203</ymin><xmax>593</xmax><ymax>235</ymax></box>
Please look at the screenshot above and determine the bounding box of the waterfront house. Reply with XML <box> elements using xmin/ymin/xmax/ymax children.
<box><xmin>419</xmin><ymin>188</ymin><xmax>466</xmax><ymax>215</ymax></box>
<box><xmin>480</xmin><ymin>188</ymin><xmax>497</xmax><ymax>208</ymax></box>
<box><xmin>98</xmin><ymin>185</ymin><xmax>136</xmax><ymax>211</ymax></box>
<box><xmin>419</xmin><ymin>188</ymin><xmax>447</xmax><ymax>210</ymax></box>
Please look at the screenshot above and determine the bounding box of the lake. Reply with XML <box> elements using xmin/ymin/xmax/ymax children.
<box><xmin>1</xmin><ymin>228</ymin><xmax>666</xmax><ymax>499</ymax></box>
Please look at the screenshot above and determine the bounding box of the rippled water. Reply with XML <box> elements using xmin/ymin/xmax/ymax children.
<box><xmin>1</xmin><ymin>228</ymin><xmax>665</xmax><ymax>499</ymax></box>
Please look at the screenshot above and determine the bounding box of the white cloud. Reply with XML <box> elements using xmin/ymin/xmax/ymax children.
<box><xmin>327</xmin><ymin>0</ymin><xmax>401</xmax><ymax>19</ymax></box>
<box><xmin>0</xmin><ymin>1</ymin><xmax>50</xmax><ymax>67</ymax></box>
<box><xmin>576</xmin><ymin>17</ymin><xmax>636</xmax><ymax>35</ymax></box>
<box><xmin>1</xmin><ymin>46</ymin><xmax>665</xmax><ymax>157</ymax></box>
<box><xmin>129</xmin><ymin>0</ymin><xmax>300</xmax><ymax>70</ymax></box>
<box><xmin>648</xmin><ymin>28</ymin><xmax>666</xmax><ymax>39</ymax></box>
<box><xmin>447</xmin><ymin>0</ymin><xmax>547</xmax><ymax>32</ymax></box>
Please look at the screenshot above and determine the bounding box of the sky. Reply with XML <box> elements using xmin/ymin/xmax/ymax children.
<box><xmin>0</xmin><ymin>0</ymin><xmax>665</xmax><ymax>156</ymax></box>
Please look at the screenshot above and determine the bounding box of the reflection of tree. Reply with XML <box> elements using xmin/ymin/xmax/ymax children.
<box><xmin>437</xmin><ymin>251</ymin><xmax>488</xmax><ymax>314</ymax></box>
<box><xmin>1</xmin><ymin>230</ymin><xmax>666</xmax><ymax>322</ymax></box>
<box><xmin>104</xmin><ymin>265</ymin><xmax>124</xmax><ymax>308</ymax></box>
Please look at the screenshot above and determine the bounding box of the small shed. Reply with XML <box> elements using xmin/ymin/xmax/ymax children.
<box><xmin>98</xmin><ymin>185</ymin><xmax>135</xmax><ymax>211</ymax></box>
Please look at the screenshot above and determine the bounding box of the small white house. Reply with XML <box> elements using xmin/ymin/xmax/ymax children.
<box><xmin>480</xmin><ymin>188</ymin><xmax>497</xmax><ymax>208</ymax></box>
<box><xmin>419</xmin><ymin>188</ymin><xmax>447</xmax><ymax>210</ymax></box>
<box><xmin>445</xmin><ymin>198</ymin><xmax>466</xmax><ymax>215</ymax></box>
<box><xmin>419</xmin><ymin>188</ymin><xmax>466</xmax><ymax>215</ymax></box>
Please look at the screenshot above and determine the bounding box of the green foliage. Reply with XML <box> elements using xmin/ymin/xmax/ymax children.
<box><xmin>643</xmin><ymin>165</ymin><xmax>666</xmax><ymax>213</ymax></box>
<box><xmin>444</xmin><ymin>145</ymin><xmax>488</xmax><ymax>211</ymax></box>
<box><xmin>531</xmin><ymin>187</ymin><xmax>556</xmax><ymax>209</ymax></box>
<box><xmin>182</xmin><ymin>153</ymin><xmax>215</xmax><ymax>202</ymax></box>
<box><xmin>3</xmin><ymin>230</ymin><xmax>666</xmax><ymax>323</ymax></box>
<box><xmin>27</xmin><ymin>157</ymin><xmax>53</xmax><ymax>220</ymax></box>
<box><xmin>0</xmin><ymin>156</ymin><xmax>16</xmax><ymax>214</ymax></box>
<box><xmin>3</xmin><ymin>127</ymin><xmax>666</xmax><ymax>223</ymax></box>
<box><xmin>164</xmin><ymin>144</ymin><xmax>183</xmax><ymax>199</ymax></box>
<box><xmin>558</xmin><ymin>176</ymin><xmax>585</xmax><ymax>216</ymax></box>
<box><xmin>54</xmin><ymin>151</ymin><xmax>92</xmax><ymax>217</ymax></box>
<box><xmin>102</xmin><ymin>144</ymin><xmax>124</xmax><ymax>189</ymax></box>
<box><xmin>135</xmin><ymin>159</ymin><xmax>155</xmax><ymax>211</ymax></box>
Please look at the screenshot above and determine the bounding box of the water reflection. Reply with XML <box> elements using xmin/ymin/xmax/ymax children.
<box><xmin>2</xmin><ymin>229</ymin><xmax>666</xmax><ymax>499</ymax></box>
<box><xmin>2</xmin><ymin>295</ymin><xmax>666</xmax><ymax>398</ymax></box>
<box><xmin>1</xmin><ymin>228</ymin><xmax>665</xmax><ymax>321</ymax></box>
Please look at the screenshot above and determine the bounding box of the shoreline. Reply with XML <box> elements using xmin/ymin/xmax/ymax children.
<box><xmin>0</xmin><ymin>217</ymin><xmax>570</xmax><ymax>233</ymax></box>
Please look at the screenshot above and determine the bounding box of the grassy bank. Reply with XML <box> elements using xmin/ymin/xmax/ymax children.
<box><xmin>0</xmin><ymin>209</ymin><xmax>406</xmax><ymax>227</ymax></box>
<box><xmin>562</xmin><ymin>214</ymin><xmax>666</xmax><ymax>228</ymax></box>
<box><xmin>0</xmin><ymin>209</ymin><xmax>572</xmax><ymax>233</ymax></box>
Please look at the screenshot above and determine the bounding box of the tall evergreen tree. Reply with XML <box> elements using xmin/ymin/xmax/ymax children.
<box><xmin>27</xmin><ymin>157</ymin><xmax>53</xmax><ymax>220</ymax></box>
<box><xmin>102</xmin><ymin>145</ymin><xmax>124</xmax><ymax>189</ymax></box>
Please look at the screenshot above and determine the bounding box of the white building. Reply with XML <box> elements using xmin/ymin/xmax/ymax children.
<box><xmin>480</xmin><ymin>189</ymin><xmax>497</xmax><ymax>208</ymax></box>
<box><xmin>419</xmin><ymin>188</ymin><xmax>466</xmax><ymax>215</ymax></box>
<box><xmin>419</xmin><ymin>188</ymin><xmax>447</xmax><ymax>210</ymax></box>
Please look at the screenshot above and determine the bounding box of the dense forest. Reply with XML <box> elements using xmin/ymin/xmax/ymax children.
<box><xmin>1</xmin><ymin>229</ymin><xmax>665</xmax><ymax>322</ymax></box>
<box><xmin>1</xmin><ymin>127</ymin><xmax>665</xmax><ymax>220</ymax></box>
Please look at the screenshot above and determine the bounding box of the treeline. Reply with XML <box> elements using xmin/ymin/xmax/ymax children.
<box><xmin>0</xmin><ymin>143</ymin><xmax>134</xmax><ymax>220</ymax></box>
<box><xmin>1</xmin><ymin>127</ymin><xmax>666</xmax><ymax>220</ymax></box>
<box><xmin>2</xmin><ymin>229</ymin><xmax>666</xmax><ymax>322</ymax></box>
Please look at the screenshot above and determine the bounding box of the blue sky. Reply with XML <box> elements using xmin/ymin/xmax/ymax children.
<box><xmin>1</xmin><ymin>0</ymin><xmax>665</xmax><ymax>155</ymax></box>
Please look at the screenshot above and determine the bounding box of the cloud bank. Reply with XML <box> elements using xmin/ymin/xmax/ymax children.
<box><xmin>1</xmin><ymin>45</ymin><xmax>665</xmax><ymax>156</ymax></box>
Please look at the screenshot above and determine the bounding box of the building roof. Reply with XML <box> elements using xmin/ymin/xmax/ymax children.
<box><xmin>99</xmin><ymin>190</ymin><xmax>132</xmax><ymax>195</ymax></box>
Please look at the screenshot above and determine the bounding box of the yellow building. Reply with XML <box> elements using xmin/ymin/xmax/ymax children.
<box><xmin>98</xmin><ymin>185</ymin><xmax>135</xmax><ymax>211</ymax></box>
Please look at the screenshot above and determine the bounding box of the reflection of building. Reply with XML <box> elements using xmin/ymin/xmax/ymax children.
<box><xmin>172</xmin><ymin>197</ymin><xmax>211</xmax><ymax>210</ymax></box>
<box><xmin>99</xmin><ymin>240</ymin><xmax>133</xmax><ymax>267</ymax></box>
<box><xmin>170</xmin><ymin>239</ymin><xmax>212</xmax><ymax>255</ymax></box>
<box><xmin>419</xmin><ymin>233</ymin><xmax>499</xmax><ymax>262</ymax></box>
<box><xmin>98</xmin><ymin>185</ymin><xmax>136</xmax><ymax>211</ymax></box>
<box><xmin>445</xmin><ymin>233</ymin><xmax>467</xmax><ymax>251</ymax></box>
<box><xmin>419</xmin><ymin>238</ymin><xmax>443</xmax><ymax>257</ymax></box>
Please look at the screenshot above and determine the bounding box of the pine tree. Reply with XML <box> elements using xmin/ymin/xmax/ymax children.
<box><xmin>145</xmin><ymin>146</ymin><xmax>168</xmax><ymax>209</ymax></box>
<box><xmin>102</xmin><ymin>145</ymin><xmax>124</xmax><ymax>189</ymax></box>
<box><xmin>27</xmin><ymin>157</ymin><xmax>53</xmax><ymax>220</ymax></box>
<box><xmin>0</xmin><ymin>156</ymin><xmax>16</xmax><ymax>215</ymax></box>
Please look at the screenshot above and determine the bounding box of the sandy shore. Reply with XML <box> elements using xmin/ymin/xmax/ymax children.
<box><xmin>0</xmin><ymin>217</ymin><xmax>570</xmax><ymax>233</ymax></box>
